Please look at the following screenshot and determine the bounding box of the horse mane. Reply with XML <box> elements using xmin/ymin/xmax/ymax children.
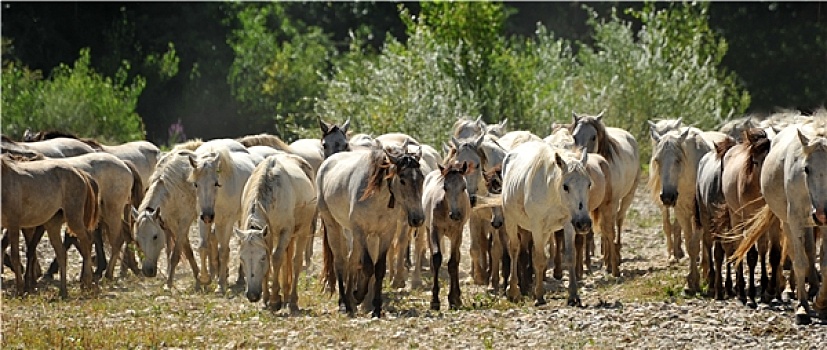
<box><xmin>172</xmin><ymin>139</ymin><xmax>204</xmax><ymax>152</ymax></box>
<box><xmin>359</xmin><ymin>144</ymin><xmax>419</xmax><ymax>201</ymax></box>
<box><xmin>22</xmin><ymin>129</ymin><xmax>106</xmax><ymax>149</ymax></box>
<box><xmin>141</xmin><ymin>149</ymin><xmax>195</xmax><ymax>211</ymax></box>
<box><xmin>244</xmin><ymin>156</ymin><xmax>281</xmax><ymax>215</ymax></box>
<box><xmin>236</xmin><ymin>133</ymin><xmax>290</xmax><ymax>151</ymax></box>
<box><xmin>714</xmin><ymin>136</ymin><xmax>737</xmax><ymax>161</ymax></box>
<box><xmin>0</xmin><ymin>152</ymin><xmax>45</xmax><ymax>161</ymax></box>
<box><xmin>579</xmin><ymin>116</ymin><xmax>621</xmax><ymax>163</ymax></box>
<box><xmin>440</xmin><ymin>161</ymin><xmax>470</xmax><ymax>178</ymax></box>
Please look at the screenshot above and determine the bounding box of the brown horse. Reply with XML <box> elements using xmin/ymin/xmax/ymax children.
<box><xmin>1</xmin><ymin>155</ymin><xmax>100</xmax><ymax>298</ymax></box>
<box><xmin>718</xmin><ymin>128</ymin><xmax>780</xmax><ymax>306</ymax></box>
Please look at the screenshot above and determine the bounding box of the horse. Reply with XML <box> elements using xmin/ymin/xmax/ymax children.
<box><xmin>1</xmin><ymin>155</ymin><xmax>100</xmax><ymax>298</ymax></box>
<box><xmin>572</xmin><ymin>112</ymin><xmax>641</xmax><ymax>268</ymax></box>
<box><xmin>648</xmin><ymin>127</ymin><xmax>726</xmax><ymax>294</ymax></box>
<box><xmin>484</xmin><ymin>119</ymin><xmax>508</xmax><ymax>138</ymax></box>
<box><xmin>730</xmin><ymin>121</ymin><xmax>827</xmax><ymax>325</ymax></box>
<box><xmin>9</xmin><ymin>132</ymin><xmax>96</xmax><ymax>158</ymax></box>
<box><xmin>495</xmin><ymin>130</ymin><xmax>542</xmax><ymax>151</ymax></box>
<box><xmin>545</xmin><ymin>127</ymin><xmax>618</xmax><ymax>277</ymax></box>
<box><xmin>189</xmin><ymin>144</ymin><xmax>258</xmax><ymax>293</ymax></box>
<box><xmin>236</xmin><ymin>133</ymin><xmax>291</xmax><ymax>151</ymax></box>
<box><xmin>235</xmin><ymin>153</ymin><xmax>316</xmax><ymax>312</ymax></box>
<box><xmin>443</xmin><ymin>134</ymin><xmax>508</xmax><ymax>287</ymax></box>
<box><xmin>647</xmin><ymin>118</ymin><xmax>684</xmax><ymax>142</ymax></box>
<box><xmin>501</xmin><ymin>141</ymin><xmax>591</xmax><ymax>306</ymax></box>
<box><xmin>422</xmin><ymin>161</ymin><xmax>472</xmax><ymax>310</ymax></box>
<box><xmin>317</xmin><ymin>141</ymin><xmax>424</xmax><ymax>317</ymax></box>
<box><xmin>719</xmin><ymin>128</ymin><xmax>779</xmax><ymax>306</ymax></box>
<box><xmin>319</xmin><ymin>117</ymin><xmax>351</xmax><ymax>158</ymax></box>
<box><xmin>131</xmin><ymin>149</ymin><xmax>201</xmax><ymax>289</ymax></box>
<box><xmin>452</xmin><ymin>115</ymin><xmax>485</xmax><ymax>139</ymax></box>
<box><xmin>21</xmin><ymin>130</ymin><xmax>161</xmax><ymax>188</ymax></box>
<box><xmin>694</xmin><ymin>137</ymin><xmax>734</xmax><ymax>300</ymax></box>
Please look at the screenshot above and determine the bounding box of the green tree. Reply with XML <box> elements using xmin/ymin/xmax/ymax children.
<box><xmin>227</xmin><ymin>3</ymin><xmax>336</xmax><ymax>141</ymax></box>
<box><xmin>2</xmin><ymin>48</ymin><xmax>147</xmax><ymax>143</ymax></box>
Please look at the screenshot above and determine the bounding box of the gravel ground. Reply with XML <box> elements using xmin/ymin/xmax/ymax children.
<box><xmin>3</xmin><ymin>185</ymin><xmax>826</xmax><ymax>349</ymax></box>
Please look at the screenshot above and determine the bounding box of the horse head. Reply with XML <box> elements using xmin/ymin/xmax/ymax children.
<box><xmin>234</xmin><ymin>225</ymin><xmax>270</xmax><ymax>303</ymax></box>
<box><xmin>797</xmin><ymin>128</ymin><xmax>827</xmax><ymax>225</ymax></box>
<box><xmin>384</xmin><ymin>141</ymin><xmax>425</xmax><ymax>227</ymax></box>
<box><xmin>131</xmin><ymin>205</ymin><xmax>167</xmax><ymax>277</ymax></box>
<box><xmin>319</xmin><ymin>117</ymin><xmax>351</xmax><ymax>158</ymax></box>
<box><xmin>571</xmin><ymin>111</ymin><xmax>605</xmax><ymax>153</ymax></box>
<box><xmin>556</xmin><ymin>150</ymin><xmax>592</xmax><ymax>233</ymax></box>
<box><xmin>651</xmin><ymin>128</ymin><xmax>692</xmax><ymax>207</ymax></box>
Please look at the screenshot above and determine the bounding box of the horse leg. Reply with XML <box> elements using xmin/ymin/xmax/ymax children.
<box><xmin>813</xmin><ymin>232</ymin><xmax>827</xmax><ymax>321</ymax></box>
<box><xmin>714</xmin><ymin>240</ymin><xmax>725</xmax><ymax>300</ymax></box>
<box><xmin>575</xmin><ymin>234</ymin><xmax>584</xmax><ymax>280</ymax></box>
<box><xmin>702</xmin><ymin>226</ymin><xmax>715</xmax><ymax>298</ymax></box>
<box><xmin>371</xmin><ymin>249</ymin><xmax>388</xmax><ymax>318</ymax></box>
<box><xmin>662</xmin><ymin>206</ymin><xmax>674</xmax><ymax>261</ymax></box>
<box><xmin>43</xmin><ymin>221</ymin><xmax>69</xmax><ymax>298</ymax></box>
<box><xmin>746</xmin><ymin>246</ymin><xmax>759</xmax><ymax>308</ymax></box>
<box><xmin>290</xmin><ymin>230</ymin><xmax>312</xmax><ymax>314</ymax></box>
<box><xmin>680</xmin><ymin>213</ymin><xmax>700</xmax><ymax>295</ymax></box>
<box><xmin>411</xmin><ymin>227</ymin><xmax>427</xmax><ymax>290</ymax></box>
<box><xmin>269</xmin><ymin>229</ymin><xmax>292</xmax><ymax>310</ymax></box>
<box><xmin>489</xmin><ymin>226</ymin><xmax>505</xmax><ymax>292</ymax></box>
<box><xmin>430</xmin><ymin>226</ymin><xmax>443</xmax><ymax>310</ymax></box>
<box><xmin>6</xmin><ymin>226</ymin><xmax>25</xmax><ymax>295</ymax></box>
<box><xmin>92</xmin><ymin>226</ymin><xmax>108</xmax><ymax>281</ymax></box>
<box><xmin>448</xmin><ymin>230</ymin><xmax>463</xmax><ymax>310</ymax></box>
<box><xmin>74</xmin><ymin>230</ymin><xmax>95</xmax><ymax>290</ymax></box>
<box><xmin>468</xmin><ymin>217</ymin><xmax>488</xmax><ymax>285</ymax></box>
<box><xmin>391</xmin><ymin>225</ymin><xmax>411</xmax><ymax>289</ymax></box>
<box><xmin>757</xmin><ymin>235</ymin><xmax>770</xmax><ymax>301</ymax></box>
<box><xmin>563</xmin><ymin>224</ymin><xmax>580</xmax><ymax>307</ymax></box>
<box><xmin>766</xmin><ymin>238</ymin><xmax>783</xmax><ymax>302</ymax></box>
<box><xmin>788</xmin><ymin>224</ymin><xmax>815</xmax><ymax>325</ymax></box>
<box><xmin>23</xmin><ymin>227</ymin><xmax>45</xmax><ymax>293</ymax></box>
<box><xmin>215</xmin><ymin>225</ymin><xmax>233</xmax><ymax>294</ymax></box>
<box><xmin>196</xmin><ymin>220</ymin><xmax>212</xmax><ymax>286</ymax></box>
<box><xmin>735</xmin><ymin>261</ymin><xmax>747</xmax><ymax>306</ymax></box>
<box><xmin>45</xmin><ymin>231</ymin><xmax>76</xmax><ymax>279</ymax></box>
<box><xmin>504</xmin><ymin>221</ymin><xmax>522</xmax><ymax>302</ymax></box>
<box><xmin>531</xmin><ymin>230</ymin><xmax>550</xmax><ymax>306</ymax></box>
<box><xmin>105</xmin><ymin>221</ymin><xmax>126</xmax><ymax>281</ymax></box>
<box><xmin>804</xmin><ymin>228</ymin><xmax>820</xmax><ymax>300</ymax></box>
<box><xmin>519</xmin><ymin>234</ymin><xmax>534</xmax><ymax>295</ymax></box>
<box><xmin>552</xmin><ymin>230</ymin><xmax>564</xmax><ymax>280</ymax></box>
<box><xmin>179</xmin><ymin>231</ymin><xmax>201</xmax><ymax>291</ymax></box>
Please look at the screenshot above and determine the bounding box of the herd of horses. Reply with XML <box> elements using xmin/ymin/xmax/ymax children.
<box><xmin>2</xmin><ymin>110</ymin><xmax>826</xmax><ymax>325</ymax></box>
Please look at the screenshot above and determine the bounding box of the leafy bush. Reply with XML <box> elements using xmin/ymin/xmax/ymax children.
<box><xmin>227</xmin><ymin>3</ymin><xmax>336</xmax><ymax>141</ymax></box>
<box><xmin>2</xmin><ymin>48</ymin><xmax>147</xmax><ymax>142</ymax></box>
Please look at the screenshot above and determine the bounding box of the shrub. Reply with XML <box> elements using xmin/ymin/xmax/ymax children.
<box><xmin>2</xmin><ymin>48</ymin><xmax>146</xmax><ymax>143</ymax></box>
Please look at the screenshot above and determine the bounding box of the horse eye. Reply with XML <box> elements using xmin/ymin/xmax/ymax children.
<box><xmin>260</xmin><ymin>256</ymin><xmax>266</xmax><ymax>262</ymax></box>
<box><xmin>590</xmin><ymin>135</ymin><xmax>596</xmax><ymax>141</ymax></box>
<box><xmin>563</xmin><ymin>184</ymin><xmax>570</xmax><ymax>192</ymax></box>
<box><xmin>804</xmin><ymin>166</ymin><xmax>810</xmax><ymax>175</ymax></box>
<box><xmin>400</xmin><ymin>179</ymin><xmax>407</xmax><ymax>186</ymax></box>
<box><xmin>193</xmin><ymin>183</ymin><xmax>198</xmax><ymax>188</ymax></box>
<box><xmin>153</xmin><ymin>235</ymin><xmax>158</xmax><ymax>241</ymax></box>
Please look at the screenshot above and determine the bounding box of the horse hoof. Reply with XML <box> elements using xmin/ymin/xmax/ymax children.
<box><xmin>506</xmin><ymin>289</ymin><xmax>521</xmax><ymax>303</ymax></box>
<box><xmin>747</xmin><ymin>300</ymin><xmax>758</xmax><ymax>309</ymax></box>
<box><xmin>371</xmin><ymin>309</ymin><xmax>382</xmax><ymax>318</ymax></box>
<box><xmin>567</xmin><ymin>298</ymin><xmax>581</xmax><ymax>307</ymax></box>
<box><xmin>430</xmin><ymin>301</ymin><xmax>440</xmax><ymax>311</ymax></box>
<box><xmin>391</xmin><ymin>280</ymin><xmax>406</xmax><ymax>289</ymax></box>
<box><xmin>795</xmin><ymin>312</ymin><xmax>811</xmax><ymax>325</ymax></box>
<box><xmin>534</xmin><ymin>298</ymin><xmax>547</xmax><ymax>307</ymax></box>
<box><xmin>552</xmin><ymin>271</ymin><xmax>563</xmax><ymax>280</ymax></box>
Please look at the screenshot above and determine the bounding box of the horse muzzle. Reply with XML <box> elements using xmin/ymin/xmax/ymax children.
<box><xmin>469</xmin><ymin>195</ymin><xmax>478</xmax><ymax>207</ymax></box>
<box><xmin>408</xmin><ymin>212</ymin><xmax>425</xmax><ymax>227</ymax></box>
<box><xmin>491</xmin><ymin>216</ymin><xmax>504</xmax><ymax>229</ymax></box>
<box><xmin>660</xmin><ymin>191</ymin><xmax>678</xmax><ymax>207</ymax></box>
<box><xmin>200</xmin><ymin>212</ymin><xmax>215</xmax><ymax>224</ymax></box>
<box><xmin>449</xmin><ymin>210</ymin><xmax>464</xmax><ymax>221</ymax></box>
<box><xmin>573</xmin><ymin>217</ymin><xmax>593</xmax><ymax>234</ymax></box>
<box><xmin>142</xmin><ymin>265</ymin><xmax>157</xmax><ymax>278</ymax></box>
<box><xmin>246</xmin><ymin>290</ymin><xmax>261</xmax><ymax>303</ymax></box>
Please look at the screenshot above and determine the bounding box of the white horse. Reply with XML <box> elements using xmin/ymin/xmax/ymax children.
<box><xmin>731</xmin><ymin>120</ymin><xmax>827</xmax><ymax>325</ymax></box>
<box><xmin>649</xmin><ymin>127</ymin><xmax>726</xmax><ymax>294</ymax></box>
<box><xmin>235</xmin><ymin>153</ymin><xmax>316</xmax><ymax>312</ymax></box>
<box><xmin>501</xmin><ymin>141</ymin><xmax>592</xmax><ymax>306</ymax></box>
<box><xmin>189</xmin><ymin>144</ymin><xmax>257</xmax><ymax>293</ymax></box>
<box><xmin>572</xmin><ymin>112</ymin><xmax>641</xmax><ymax>268</ymax></box>
<box><xmin>318</xmin><ymin>142</ymin><xmax>424</xmax><ymax>317</ymax></box>
<box><xmin>132</xmin><ymin>149</ymin><xmax>201</xmax><ymax>289</ymax></box>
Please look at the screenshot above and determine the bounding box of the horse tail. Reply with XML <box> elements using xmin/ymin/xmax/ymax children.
<box><xmin>320</xmin><ymin>223</ymin><xmax>336</xmax><ymax>294</ymax></box>
<box><xmin>79</xmin><ymin>170</ymin><xmax>101</xmax><ymax>231</ymax></box>
<box><xmin>730</xmin><ymin>204</ymin><xmax>776</xmax><ymax>264</ymax></box>
<box><xmin>123</xmin><ymin>160</ymin><xmax>145</xmax><ymax>209</ymax></box>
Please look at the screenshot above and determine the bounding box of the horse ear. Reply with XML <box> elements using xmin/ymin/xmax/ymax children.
<box><xmin>341</xmin><ymin>118</ymin><xmax>350</xmax><ymax>134</ymax></box>
<box><xmin>318</xmin><ymin>117</ymin><xmax>330</xmax><ymax>135</ymax></box>
<box><xmin>647</xmin><ymin>120</ymin><xmax>657</xmax><ymax>132</ymax></box>
<box><xmin>572</xmin><ymin>111</ymin><xmax>580</xmax><ymax>123</ymax></box>
<box><xmin>188</xmin><ymin>154</ymin><xmax>197</xmax><ymax>169</ymax></box>
<box><xmin>152</xmin><ymin>207</ymin><xmax>161</xmax><ymax>221</ymax></box>
<box><xmin>131</xmin><ymin>206</ymin><xmax>140</xmax><ymax>220</ymax></box>
<box><xmin>451</xmin><ymin>136</ymin><xmax>461</xmax><ymax>148</ymax></box>
<box><xmin>474</xmin><ymin>133</ymin><xmax>485</xmax><ymax>148</ymax></box>
<box><xmin>500</xmin><ymin>119</ymin><xmax>508</xmax><ymax>128</ymax></box>
<box><xmin>650</xmin><ymin>129</ymin><xmax>661</xmax><ymax>143</ymax></box>
<box><xmin>797</xmin><ymin>128</ymin><xmax>812</xmax><ymax>149</ymax></box>
<box><xmin>675</xmin><ymin>117</ymin><xmax>683</xmax><ymax>126</ymax></box>
<box><xmin>261</xmin><ymin>225</ymin><xmax>269</xmax><ymax>238</ymax></box>
<box><xmin>438</xmin><ymin>163</ymin><xmax>445</xmax><ymax>173</ymax></box>
<box><xmin>442</xmin><ymin>142</ymin><xmax>451</xmax><ymax>156</ymax></box>
<box><xmin>679</xmin><ymin>128</ymin><xmax>691</xmax><ymax>143</ymax></box>
<box><xmin>233</xmin><ymin>227</ymin><xmax>245</xmax><ymax>241</ymax></box>
<box><xmin>580</xmin><ymin>150</ymin><xmax>588</xmax><ymax>165</ymax></box>
<box><xmin>596</xmin><ymin>109</ymin><xmax>606</xmax><ymax>121</ymax></box>
<box><xmin>555</xmin><ymin>152</ymin><xmax>566</xmax><ymax>170</ymax></box>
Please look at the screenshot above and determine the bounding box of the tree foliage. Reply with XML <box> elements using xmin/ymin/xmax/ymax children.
<box><xmin>2</xmin><ymin>48</ymin><xmax>147</xmax><ymax>143</ymax></box>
